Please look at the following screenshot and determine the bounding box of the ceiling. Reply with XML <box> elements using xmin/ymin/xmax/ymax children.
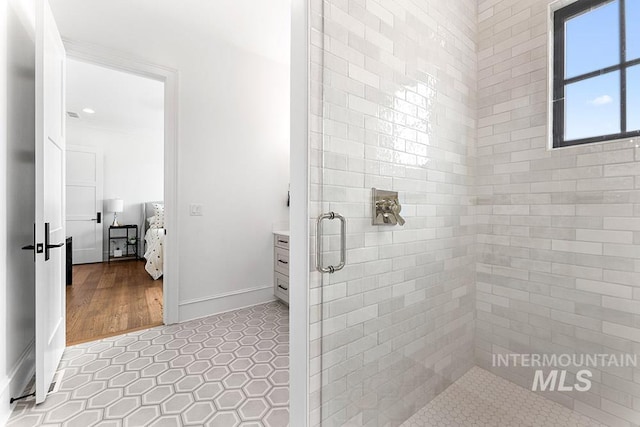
<box><xmin>54</xmin><ymin>0</ymin><xmax>291</xmax><ymax>133</ymax></box>
<box><xmin>49</xmin><ymin>0</ymin><xmax>291</xmax><ymax>65</ymax></box>
<box><xmin>66</xmin><ymin>59</ymin><xmax>164</xmax><ymax>133</ymax></box>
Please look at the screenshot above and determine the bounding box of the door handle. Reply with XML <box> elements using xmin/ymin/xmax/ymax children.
<box><xmin>44</xmin><ymin>222</ymin><xmax>64</xmax><ymax>261</ymax></box>
<box><xmin>91</xmin><ymin>212</ymin><xmax>102</xmax><ymax>223</ymax></box>
<box><xmin>21</xmin><ymin>224</ymin><xmax>43</xmax><ymax>260</ymax></box>
<box><xmin>21</xmin><ymin>243</ymin><xmax>44</xmax><ymax>250</ymax></box>
<box><xmin>316</xmin><ymin>212</ymin><xmax>346</xmax><ymax>274</ymax></box>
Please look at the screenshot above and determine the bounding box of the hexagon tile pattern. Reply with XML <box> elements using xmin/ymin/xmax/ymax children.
<box><xmin>8</xmin><ymin>301</ymin><xmax>289</xmax><ymax>427</ymax></box>
<box><xmin>400</xmin><ymin>367</ymin><xmax>607</xmax><ymax>427</ymax></box>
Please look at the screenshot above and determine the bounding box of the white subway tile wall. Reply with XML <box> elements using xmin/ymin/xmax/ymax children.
<box><xmin>477</xmin><ymin>1</ymin><xmax>640</xmax><ymax>426</ymax></box>
<box><xmin>309</xmin><ymin>0</ymin><xmax>478</xmax><ymax>425</ymax></box>
<box><xmin>308</xmin><ymin>0</ymin><xmax>640</xmax><ymax>425</ymax></box>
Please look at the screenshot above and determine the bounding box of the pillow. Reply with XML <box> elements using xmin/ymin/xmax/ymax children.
<box><xmin>147</xmin><ymin>216</ymin><xmax>156</xmax><ymax>227</ymax></box>
<box><xmin>152</xmin><ymin>203</ymin><xmax>165</xmax><ymax>228</ymax></box>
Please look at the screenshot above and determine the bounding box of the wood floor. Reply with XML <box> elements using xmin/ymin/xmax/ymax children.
<box><xmin>66</xmin><ymin>259</ymin><xmax>163</xmax><ymax>346</ymax></box>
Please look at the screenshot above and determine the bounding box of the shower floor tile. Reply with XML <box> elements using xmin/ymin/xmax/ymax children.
<box><xmin>8</xmin><ymin>301</ymin><xmax>289</xmax><ymax>427</ymax></box>
<box><xmin>400</xmin><ymin>367</ymin><xmax>607</xmax><ymax>427</ymax></box>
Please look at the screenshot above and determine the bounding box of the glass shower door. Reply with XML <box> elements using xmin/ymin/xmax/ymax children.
<box><xmin>309</xmin><ymin>0</ymin><xmax>477</xmax><ymax>425</ymax></box>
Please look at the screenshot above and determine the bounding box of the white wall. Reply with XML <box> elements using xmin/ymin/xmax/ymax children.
<box><xmin>67</xmin><ymin>122</ymin><xmax>164</xmax><ymax>258</ymax></box>
<box><xmin>177</xmin><ymin>49</ymin><xmax>290</xmax><ymax>316</ymax></box>
<box><xmin>49</xmin><ymin>1</ymin><xmax>291</xmax><ymax>320</ymax></box>
<box><xmin>0</xmin><ymin>1</ymin><xmax>8</xmax><ymax>423</ymax></box>
<box><xmin>1</xmin><ymin>0</ymin><xmax>37</xmax><ymax>423</ymax></box>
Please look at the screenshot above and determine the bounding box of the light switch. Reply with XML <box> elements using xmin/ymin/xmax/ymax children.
<box><xmin>190</xmin><ymin>204</ymin><xmax>203</xmax><ymax>216</ymax></box>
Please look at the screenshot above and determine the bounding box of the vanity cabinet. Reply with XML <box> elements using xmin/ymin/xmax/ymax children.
<box><xmin>273</xmin><ymin>233</ymin><xmax>289</xmax><ymax>304</ymax></box>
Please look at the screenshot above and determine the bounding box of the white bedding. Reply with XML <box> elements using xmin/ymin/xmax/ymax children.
<box><xmin>144</xmin><ymin>227</ymin><xmax>165</xmax><ymax>280</ymax></box>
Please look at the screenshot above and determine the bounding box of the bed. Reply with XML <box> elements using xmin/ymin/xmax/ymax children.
<box><xmin>142</xmin><ymin>201</ymin><xmax>165</xmax><ymax>280</ymax></box>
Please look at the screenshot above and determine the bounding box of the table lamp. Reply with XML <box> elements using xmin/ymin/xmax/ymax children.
<box><xmin>106</xmin><ymin>198</ymin><xmax>124</xmax><ymax>226</ymax></box>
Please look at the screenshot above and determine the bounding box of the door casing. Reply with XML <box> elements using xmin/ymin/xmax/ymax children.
<box><xmin>289</xmin><ymin>0</ymin><xmax>310</xmax><ymax>424</ymax></box>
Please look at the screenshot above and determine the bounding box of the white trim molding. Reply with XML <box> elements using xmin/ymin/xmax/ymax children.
<box><xmin>0</xmin><ymin>341</ymin><xmax>36</xmax><ymax>426</ymax></box>
<box><xmin>61</xmin><ymin>39</ymin><xmax>180</xmax><ymax>325</ymax></box>
<box><xmin>289</xmin><ymin>0</ymin><xmax>310</xmax><ymax>425</ymax></box>
<box><xmin>178</xmin><ymin>286</ymin><xmax>275</xmax><ymax>323</ymax></box>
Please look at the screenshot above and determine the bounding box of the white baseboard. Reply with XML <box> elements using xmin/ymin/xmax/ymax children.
<box><xmin>0</xmin><ymin>375</ymin><xmax>10</xmax><ymax>427</ymax></box>
<box><xmin>0</xmin><ymin>340</ymin><xmax>35</xmax><ymax>426</ymax></box>
<box><xmin>178</xmin><ymin>285</ymin><xmax>275</xmax><ymax>323</ymax></box>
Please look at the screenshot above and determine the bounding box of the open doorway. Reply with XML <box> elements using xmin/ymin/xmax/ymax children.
<box><xmin>64</xmin><ymin>59</ymin><xmax>165</xmax><ymax>345</ymax></box>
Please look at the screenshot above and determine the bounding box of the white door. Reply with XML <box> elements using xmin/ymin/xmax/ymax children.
<box><xmin>35</xmin><ymin>0</ymin><xmax>66</xmax><ymax>404</ymax></box>
<box><xmin>66</xmin><ymin>145</ymin><xmax>103</xmax><ymax>264</ymax></box>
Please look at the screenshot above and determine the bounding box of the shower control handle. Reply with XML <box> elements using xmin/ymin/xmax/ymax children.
<box><xmin>372</xmin><ymin>188</ymin><xmax>405</xmax><ymax>226</ymax></box>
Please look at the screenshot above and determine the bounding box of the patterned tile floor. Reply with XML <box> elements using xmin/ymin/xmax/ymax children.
<box><xmin>8</xmin><ymin>301</ymin><xmax>289</xmax><ymax>427</ymax></box>
<box><xmin>400</xmin><ymin>366</ymin><xmax>607</xmax><ymax>427</ymax></box>
<box><xmin>8</xmin><ymin>302</ymin><xmax>610</xmax><ymax>427</ymax></box>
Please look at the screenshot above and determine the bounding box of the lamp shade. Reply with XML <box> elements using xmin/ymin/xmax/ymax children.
<box><xmin>106</xmin><ymin>198</ymin><xmax>124</xmax><ymax>213</ymax></box>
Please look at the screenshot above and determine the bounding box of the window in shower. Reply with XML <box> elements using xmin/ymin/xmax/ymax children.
<box><xmin>553</xmin><ymin>0</ymin><xmax>640</xmax><ymax>147</ymax></box>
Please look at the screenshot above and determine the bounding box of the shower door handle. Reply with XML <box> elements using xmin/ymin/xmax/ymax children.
<box><xmin>316</xmin><ymin>212</ymin><xmax>346</xmax><ymax>274</ymax></box>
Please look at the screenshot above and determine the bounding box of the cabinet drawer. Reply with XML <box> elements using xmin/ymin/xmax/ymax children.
<box><xmin>274</xmin><ymin>272</ymin><xmax>289</xmax><ymax>303</ymax></box>
<box><xmin>274</xmin><ymin>234</ymin><xmax>289</xmax><ymax>250</ymax></box>
<box><xmin>274</xmin><ymin>247</ymin><xmax>289</xmax><ymax>276</ymax></box>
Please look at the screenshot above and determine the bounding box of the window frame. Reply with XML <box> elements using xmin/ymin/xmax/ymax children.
<box><xmin>553</xmin><ymin>0</ymin><xmax>640</xmax><ymax>148</ymax></box>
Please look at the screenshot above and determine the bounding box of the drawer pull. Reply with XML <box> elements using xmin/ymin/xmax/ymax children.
<box><xmin>278</xmin><ymin>284</ymin><xmax>288</xmax><ymax>291</ymax></box>
<box><xmin>278</xmin><ymin>240</ymin><xmax>288</xmax><ymax>244</ymax></box>
<box><xmin>278</xmin><ymin>259</ymin><xmax>289</xmax><ymax>265</ymax></box>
